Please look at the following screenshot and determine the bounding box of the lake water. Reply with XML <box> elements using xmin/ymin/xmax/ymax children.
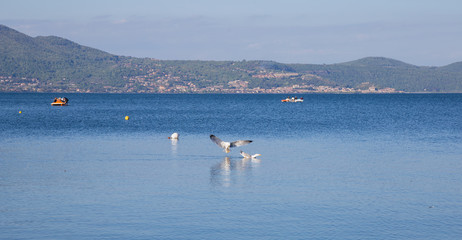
<box><xmin>1</xmin><ymin>93</ymin><xmax>462</xmax><ymax>239</ymax></box>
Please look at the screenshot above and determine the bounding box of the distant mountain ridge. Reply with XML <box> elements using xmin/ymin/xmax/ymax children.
<box><xmin>440</xmin><ymin>62</ymin><xmax>462</xmax><ymax>72</ymax></box>
<box><xmin>339</xmin><ymin>57</ymin><xmax>413</xmax><ymax>67</ymax></box>
<box><xmin>1</xmin><ymin>24</ymin><xmax>462</xmax><ymax>93</ymax></box>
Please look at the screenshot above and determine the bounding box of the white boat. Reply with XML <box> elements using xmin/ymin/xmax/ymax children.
<box><xmin>281</xmin><ymin>97</ymin><xmax>303</xmax><ymax>103</ymax></box>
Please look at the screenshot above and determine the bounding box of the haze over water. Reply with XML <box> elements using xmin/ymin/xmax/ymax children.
<box><xmin>1</xmin><ymin>93</ymin><xmax>462</xmax><ymax>239</ymax></box>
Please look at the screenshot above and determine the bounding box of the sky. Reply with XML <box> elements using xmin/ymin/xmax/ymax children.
<box><xmin>1</xmin><ymin>0</ymin><xmax>462</xmax><ymax>66</ymax></box>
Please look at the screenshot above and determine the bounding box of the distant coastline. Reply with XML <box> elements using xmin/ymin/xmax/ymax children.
<box><xmin>2</xmin><ymin>24</ymin><xmax>462</xmax><ymax>94</ymax></box>
<box><xmin>0</xmin><ymin>75</ymin><xmax>402</xmax><ymax>94</ymax></box>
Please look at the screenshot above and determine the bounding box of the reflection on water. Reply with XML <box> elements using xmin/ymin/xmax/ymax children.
<box><xmin>210</xmin><ymin>156</ymin><xmax>261</xmax><ymax>187</ymax></box>
<box><xmin>170</xmin><ymin>139</ymin><xmax>178</xmax><ymax>155</ymax></box>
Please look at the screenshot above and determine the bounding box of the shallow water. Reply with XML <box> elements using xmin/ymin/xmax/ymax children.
<box><xmin>1</xmin><ymin>93</ymin><xmax>462</xmax><ymax>239</ymax></box>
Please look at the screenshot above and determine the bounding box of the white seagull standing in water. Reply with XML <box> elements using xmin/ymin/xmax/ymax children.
<box><xmin>210</xmin><ymin>135</ymin><xmax>252</xmax><ymax>153</ymax></box>
<box><xmin>168</xmin><ymin>132</ymin><xmax>179</xmax><ymax>139</ymax></box>
<box><xmin>240</xmin><ymin>151</ymin><xmax>261</xmax><ymax>159</ymax></box>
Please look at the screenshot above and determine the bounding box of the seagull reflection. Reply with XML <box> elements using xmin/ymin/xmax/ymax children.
<box><xmin>248</xmin><ymin>157</ymin><xmax>261</xmax><ymax>166</ymax></box>
<box><xmin>210</xmin><ymin>156</ymin><xmax>261</xmax><ymax>187</ymax></box>
<box><xmin>170</xmin><ymin>139</ymin><xmax>178</xmax><ymax>154</ymax></box>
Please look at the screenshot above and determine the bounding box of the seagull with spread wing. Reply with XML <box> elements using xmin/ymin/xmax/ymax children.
<box><xmin>240</xmin><ymin>151</ymin><xmax>261</xmax><ymax>159</ymax></box>
<box><xmin>210</xmin><ymin>135</ymin><xmax>252</xmax><ymax>153</ymax></box>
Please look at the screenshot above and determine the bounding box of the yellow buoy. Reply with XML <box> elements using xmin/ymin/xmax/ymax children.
<box><xmin>19</xmin><ymin>111</ymin><xmax>22</xmax><ymax>114</ymax></box>
<box><xmin>125</xmin><ymin>116</ymin><xmax>130</xmax><ymax>120</ymax></box>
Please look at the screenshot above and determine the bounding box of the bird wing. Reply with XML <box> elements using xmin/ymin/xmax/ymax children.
<box><xmin>210</xmin><ymin>135</ymin><xmax>225</xmax><ymax>148</ymax></box>
<box><xmin>240</xmin><ymin>151</ymin><xmax>251</xmax><ymax>158</ymax></box>
<box><xmin>230</xmin><ymin>140</ymin><xmax>252</xmax><ymax>148</ymax></box>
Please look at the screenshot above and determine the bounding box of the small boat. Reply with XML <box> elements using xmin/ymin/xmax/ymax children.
<box><xmin>281</xmin><ymin>97</ymin><xmax>303</xmax><ymax>103</ymax></box>
<box><xmin>51</xmin><ymin>97</ymin><xmax>69</xmax><ymax>106</ymax></box>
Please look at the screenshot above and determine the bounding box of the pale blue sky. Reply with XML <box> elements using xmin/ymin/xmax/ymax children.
<box><xmin>2</xmin><ymin>0</ymin><xmax>462</xmax><ymax>66</ymax></box>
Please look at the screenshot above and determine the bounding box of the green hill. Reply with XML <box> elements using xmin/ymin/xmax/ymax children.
<box><xmin>440</xmin><ymin>62</ymin><xmax>462</xmax><ymax>73</ymax></box>
<box><xmin>290</xmin><ymin>57</ymin><xmax>462</xmax><ymax>92</ymax></box>
<box><xmin>0</xmin><ymin>24</ymin><xmax>128</xmax><ymax>92</ymax></box>
<box><xmin>338</xmin><ymin>57</ymin><xmax>417</xmax><ymax>68</ymax></box>
<box><xmin>1</xmin><ymin>24</ymin><xmax>462</xmax><ymax>93</ymax></box>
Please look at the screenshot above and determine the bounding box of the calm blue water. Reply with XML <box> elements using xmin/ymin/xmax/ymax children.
<box><xmin>1</xmin><ymin>93</ymin><xmax>462</xmax><ymax>239</ymax></box>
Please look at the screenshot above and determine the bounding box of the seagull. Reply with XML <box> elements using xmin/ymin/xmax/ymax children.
<box><xmin>210</xmin><ymin>135</ymin><xmax>252</xmax><ymax>153</ymax></box>
<box><xmin>168</xmin><ymin>132</ymin><xmax>179</xmax><ymax>139</ymax></box>
<box><xmin>240</xmin><ymin>151</ymin><xmax>261</xmax><ymax>159</ymax></box>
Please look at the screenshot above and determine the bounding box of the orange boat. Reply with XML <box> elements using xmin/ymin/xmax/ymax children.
<box><xmin>51</xmin><ymin>97</ymin><xmax>69</xmax><ymax>106</ymax></box>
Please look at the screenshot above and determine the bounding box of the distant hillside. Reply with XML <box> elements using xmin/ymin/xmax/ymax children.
<box><xmin>440</xmin><ymin>62</ymin><xmax>462</xmax><ymax>72</ymax></box>
<box><xmin>338</xmin><ymin>57</ymin><xmax>416</xmax><ymax>68</ymax></box>
<box><xmin>290</xmin><ymin>57</ymin><xmax>462</xmax><ymax>92</ymax></box>
<box><xmin>1</xmin><ymin>24</ymin><xmax>462</xmax><ymax>93</ymax></box>
<box><xmin>0</xmin><ymin>24</ymin><xmax>129</xmax><ymax>92</ymax></box>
